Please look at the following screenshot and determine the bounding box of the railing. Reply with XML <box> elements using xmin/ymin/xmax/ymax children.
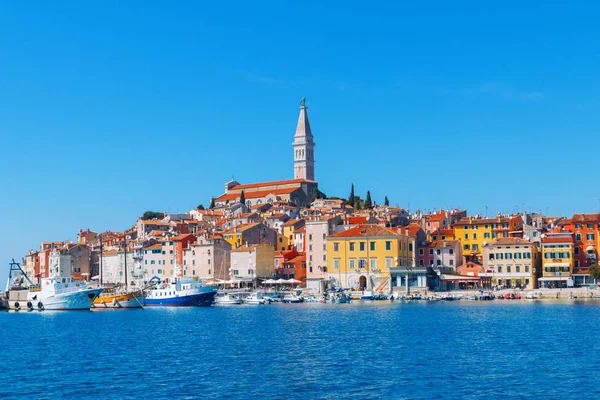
<box><xmin>543</xmin><ymin>271</ymin><xmax>571</xmax><ymax>277</ymax></box>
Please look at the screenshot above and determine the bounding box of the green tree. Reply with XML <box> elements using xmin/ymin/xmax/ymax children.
<box><xmin>384</xmin><ymin>196</ymin><xmax>389</xmax><ymax>206</ymax></box>
<box><xmin>197</xmin><ymin>204</ymin><xmax>205</xmax><ymax>210</ymax></box>
<box><xmin>209</xmin><ymin>197</ymin><xmax>216</xmax><ymax>209</ymax></box>
<box><xmin>348</xmin><ymin>184</ymin><xmax>355</xmax><ymax>207</ymax></box>
<box><xmin>589</xmin><ymin>263</ymin><xmax>600</xmax><ymax>286</ymax></box>
<box><xmin>364</xmin><ymin>191</ymin><xmax>373</xmax><ymax>209</ymax></box>
<box><xmin>141</xmin><ymin>211</ymin><xmax>165</xmax><ymax>220</ymax></box>
<box><xmin>239</xmin><ymin>190</ymin><xmax>246</xmax><ymax>205</ymax></box>
<box><xmin>311</xmin><ymin>188</ymin><xmax>319</xmax><ymax>202</ymax></box>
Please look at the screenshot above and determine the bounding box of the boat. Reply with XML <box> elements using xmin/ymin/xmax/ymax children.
<box><xmin>93</xmin><ymin>288</ymin><xmax>145</xmax><ymax>308</ymax></box>
<box><xmin>525</xmin><ymin>292</ymin><xmax>538</xmax><ymax>300</ymax></box>
<box><xmin>325</xmin><ymin>290</ymin><xmax>351</xmax><ymax>303</ymax></box>
<box><xmin>244</xmin><ymin>291</ymin><xmax>267</xmax><ymax>305</ymax></box>
<box><xmin>215</xmin><ymin>293</ymin><xmax>243</xmax><ymax>305</ymax></box>
<box><xmin>144</xmin><ymin>276</ymin><xmax>219</xmax><ymax>307</ymax></box>
<box><xmin>92</xmin><ymin>233</ymin><xmax>145</xmax><ymax>309</ymax></box>
<box><xmin>303</xmin><ymin>294</ymin><xmax>322</xmax><ymax>303</ymax></box>
<box><xmin>5</xmin><ymin>254</ymin><xmax>103</xmax><ymax>311</ymax></box>
<box><xmin>281</xmin><ymin>293</ymin><xmax>303</xmax><ymax>303</ymax></box>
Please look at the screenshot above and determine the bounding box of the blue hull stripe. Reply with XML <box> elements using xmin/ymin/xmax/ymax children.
<box><xmin>145</xmin><ymin>292</ymin><xmax>217</xmax><ymax>307</ymax></box>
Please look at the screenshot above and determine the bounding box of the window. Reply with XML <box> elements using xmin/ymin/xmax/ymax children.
<box><xmin>409</xmin><ymin>243</ymin><xmax>413</xmax><ymax>251</ymax></box>
<box><xmin>323</xmin><ymin>255</ymin><xmax>326</xmax><ymax>261</ymax></box>
<box><xmin>309</xmin><ymin>244</ymin><xmax>313</xmax><ymax>251</ymax></box>
<box><xmin>370</xmin><ymin>258</ymin><xmax>377</xmax><ymax>270</ymax></box>
<box><xmin>309</xmin><ymin>255</ymin><xmax>313</xmax><ymax>261</ymax></box>
<box><xmin>472</xmin><ymin>244</ymin><xmax>478</xmax><ymax>251</ymax></box>
<box><xmin>349</xmin><ymin>242</ymin><xmax>355</xmax><ymax>251</ymax></box>
<box><xmin>358</xmin><ymin>258</ymin><xmax>366</xmax><ymax>269</ymax></box>
<box><xmin>464</xmin><ymin>244</ymin><xmax>470</xmax><ymax>250</ymax></box>
<box><xmin>437</xmin><ymin>260</ymin><xmax>441</xmax><ymax>266</ymax></box>
<box><xmin>484</xmin><ymin>232</ymin><xmax>490</xmax><ymax>239</ymax></box>
<box><xmin>322</xmin><ymin>244</ymin><xmax>326</xmax><ymax>251</ymax></box>
<box><xmin>419</xmin><ymin>259</ymin><xmax>424</xmax><ymax>266</ymax></box>
<box><xmin>429</xmin><ymin>249</ymin><xmax>434</xmax><ymax>255</ymax></box>
<box><xmin>333</xmin><ymin>243</ymin><xmax>339</xmax><ymax>252</ymax></box>
<box><xmin>507</xmin><ymin>266</ymin><xmax>512</xmax><ymax>273</ymax></box>
<box><xmin>145</xmin><ymin>260</ymin><xmax>147</xmax><ymax>265</ymax></box>
<box><xmin>436</xmin><ymin>249</ymin><xmax>441</xmax><ymax>255</ymax></box>
<box><xmin>576</xmin><ymin>233</ymin><xmax>582</xmax><ymax>241</ymax></box>
<box><xmin>473</xmin><ymin>233</ymin><xmax>477</xmax><ymax>239</ymax></box>
<box><xmin>516</xmin><ymin>266</ymin><xmax>521</xmax><ymax>273</ymax></box>
<box><xmin>349</xmin><ymin>259</ymin><xmax>355</xmax><ymax>269</ymax></box>
<box><xmin>587</xmin><ymin>233</ymin><xmax>595</xmax><ymax>241</ymax></box>
<box><xmin>576</xmin><ymin>224</ymin><xmax>582</xmax><ymax>229</ymax></box>
<box><xmin>489</xmin><ymin>253</ymin><xmax>494</xmax><ymax>260</ymax></box>
<box><xmin>419</xmin><ymin>249</ymin><xmax>424</xmax><ymax>255</ymax></box>
<box><xmin>449</xmin><ymin>249</ymin><xmax>454</xmax><ymax>255</ymax></box>
<box><xmin>484</xmin><ymin>224</ymin><xmax>489</xmax><ymax>229</ymax></box>
<box><xmin>385</xmin><ymin>241</ymin><xmax>391</xmax><ymax>251</ymax></box>
<box><xmin>514</xmin><ymin>253</ymin><xmax>522</xmax><ymax>259</ymax></box>
<box><xmin>587</xmin><ymin>223</ymin><xmax>594</xmax><ymax>229</ymax></box>
<box><xmin>575</xmin><ymin>247</ymin><xmax>579</xmax><ymax>255</ymax></box>
<box><xmin>464</xmin><ymin>234</ymin><xmax>469</xmax><ymax>240</ymax></box>
<box><xmin>360</xmin><ymin>242</ymin><xmax>365</xmax><ymax>251</ymax></box>
<box><xmin>464</xmin><ymin>225</ymin><xmax>468</xmax><ymax>229</ymax></box>
<box><xmin>473</xmin><ymin>225</ymin><xmax>478</xmax><ymax>230</ymax></box>
<box><xmin>497</xmin><ymin>266</ymin><xmax>502</xmax><ymax>273</ymax></box>
<box><xmin>370</xmin><ymin>242</ymin><xmax>376</xmax><ymax>251</ymax></box>
<box><xmin>386</xmin><ymin>257</ymin><xmax>392</xmax><ymax>269</ymax></box>
<box><xmin>525</xmin><ymin>265</ymin><xmax>530</xmax><ymax>273</ymax></box>
<box><xmin>505</xmin><ymin>253</ymin><xmax>512</xmax><ymax>259</ymax></box>
<box><xmin>449</xmin><ymin>259</ymin><xmax>453</xmax><ymax>266</ymax></box>
<box><xmin>525</xmin><ymin>252</ymin><xmax>531</xmax><ymax>259</ymax></box>
<box><xmin>309</xmin><ymin>234</ymin><xmax>313</xmax><ymax>241</ymax></box>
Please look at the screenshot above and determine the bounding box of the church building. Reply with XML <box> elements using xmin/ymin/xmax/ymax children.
<box><xmin>214</xmin><ymin>99</ymin><xmax>318</xmax><ymax>207</ymax></box>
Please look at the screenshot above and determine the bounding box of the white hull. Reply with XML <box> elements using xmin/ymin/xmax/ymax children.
<box><xmin>6</xmin><ymin>288</ymin><xmax>103</xmax><ymax>311</ymax></box>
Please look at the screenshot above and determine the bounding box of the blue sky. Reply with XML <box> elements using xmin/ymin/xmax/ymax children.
<box><xmin>2</xmin><ymin>1</ymin><xmax>600</xmax><ymax>279</ymax></box>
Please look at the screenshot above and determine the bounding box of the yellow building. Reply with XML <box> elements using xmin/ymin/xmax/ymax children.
<box><xmin>540</xmin><ymin>233</ymin><xmax>574</xmax><ymax>288</ymax></box>
<box><xmin>327</xmin><ymin>225</ymin><xmax>411</xmax><ymax>291</ymax></box>
<box><xmin>453</xmin><ymin>217</ymin><xmax>494</xmax><ymax>263</ymax></box>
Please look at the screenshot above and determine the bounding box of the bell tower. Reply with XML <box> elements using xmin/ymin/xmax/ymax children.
<box><xmin>293</xmin><ymin>98</ymin><xmax>315</xmax><ymax>180</ymax></box>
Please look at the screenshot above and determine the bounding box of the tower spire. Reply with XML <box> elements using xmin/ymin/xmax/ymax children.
<box><xmin>295</xmin><ymin>97</ymin><xmax>313</xmax><ymax>139</ymax></box>
<box><xmin>293</xmin><ymin>98</ymin><xmax>316</xmax><ymax>181</ymax></box>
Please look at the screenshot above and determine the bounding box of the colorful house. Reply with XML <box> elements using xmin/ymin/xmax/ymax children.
<box><xmin>481</xmin><ymin>237</ymin><xmax>541</xmax><ymax>289</ymax></box>
<box><xmin>327</xmin><ymin>225</ymin><xmax>411</xmax><ymax>291</ymax></box>
<box><xmin>565</xmin><ymin>213</ymin><xmax>600</xmax><ymax>286</ymax></box>
<box><xmin>540</xmin><ymin>233</ymin><xmax>574</xmax><ymax>288</ymax></box>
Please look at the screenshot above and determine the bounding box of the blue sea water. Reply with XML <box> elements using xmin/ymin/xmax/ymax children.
<box><xmin>2</xmin><ymin>301</ymin><xmax>600</xmax><ymax>400</ymax></box>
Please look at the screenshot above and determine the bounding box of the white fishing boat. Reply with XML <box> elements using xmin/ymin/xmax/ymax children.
<box><xmin>5</xmin><ymin>252</ymin><xmax>103</xmax><ymax>311</ymax></box>
<box><xmin>215</xmin><ymin>293</ymin><xmax>243</xmax><ymax>305</ymax></box>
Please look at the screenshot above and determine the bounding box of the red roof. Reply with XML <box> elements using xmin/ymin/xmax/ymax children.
<box><xmin>348</xmin><ymin>216</ymin><xmax>368</xmax><ymax>224</ymax></box>
<box><xmin>216</xmin><ymin>187</ymin><xmax>300</xmax><ymax>202</ymax></box>
<box><xmin>428</xmin><ymin>212</ymin><xmax>446</xmax><ymax>222</ymax></box>
<box><xmin>229</xmin><ymin>178</ymin><xmax>315</xmax><ymax>191</ymax></box>
<box><xmin>542</xmin><ymin>237</ymin><xmax>574</xmax><ymax>244</ymax></box>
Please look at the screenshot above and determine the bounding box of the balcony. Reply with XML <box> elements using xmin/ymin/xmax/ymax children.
<box><xmin>543</xmin><ymin>271</ymin><xmax>571</xmax><ymax>277</ymax></box>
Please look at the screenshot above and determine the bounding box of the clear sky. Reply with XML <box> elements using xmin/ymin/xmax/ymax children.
<box><xmin>1</xmin><ymin>1</ymin><xmax>600</xmax><ymax>280</ymax></box>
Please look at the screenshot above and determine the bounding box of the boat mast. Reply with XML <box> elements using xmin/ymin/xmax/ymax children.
<box><xmin>99</xmin><ymin>233</ymin><xmax>103</xmax><ymax>285</ymax></box>
<box><xmin>124</xmin><ymin>231</ymin><xmax>128</xmax><ymax>289</ymax></box>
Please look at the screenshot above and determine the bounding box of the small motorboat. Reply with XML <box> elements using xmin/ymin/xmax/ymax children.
<box><xmin>215</xmin><ymin>293</ymin><xmax>243</xmax><ymax>305</ymax></box>
<box><xmin>244</xmin><ymin>292</ymin><xmax>267</xmax><ymax>305</ymax></box>
<box><xmin>282</xmin><ymin>293</ymin><xmax>303</xmax><ymax>303</ymax></box>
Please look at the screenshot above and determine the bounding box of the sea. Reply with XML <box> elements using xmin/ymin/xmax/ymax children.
<box><xmin>1</xmin><ymin>301</ymin><xmax>600</xmax><ymax>400</ymax></box>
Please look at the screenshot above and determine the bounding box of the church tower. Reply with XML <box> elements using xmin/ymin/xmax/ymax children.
<box><xmin>293</xmin><ymin>98</ymin><xmax>316</xmax><ymax>180</ymax></box>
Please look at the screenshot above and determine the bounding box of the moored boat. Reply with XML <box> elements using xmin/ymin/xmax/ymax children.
<box><xmin>281</xmin><ymin>293</ymin><xmax>303</xmax><ymax>303</ymax></box>
<box><xmin>244</xmin><ymin>291</ymin><xmax>267</xmax><ymax>305</ymax></box>
<box><xmin>215</xmin><ymin>293</ymin><xmax>243</xmax><ymax>305</ymax></box>
<box><xmin>144</xmin><ymin>277</ymin><xmax>218</xmax><ymax>307</ymax></box>
<box><xmin>93</xmin><ymin>289</ymin><xmax>145</xmax><ymax>309</ymax></box>
<box><xmin>5</xmin><ymin>254</ymin><xmax>103</xmax><ymax>311</ymax></box>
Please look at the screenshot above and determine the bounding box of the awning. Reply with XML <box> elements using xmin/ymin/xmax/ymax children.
<box><xmin>586</xmin><ymin>245</ymin><xmax>595</xmax><ymax>252</ymax></box>
<box><xmin>439</xmin><ymin>274</ymin><xmax>481</xmax><ymax>282</ymax></box>
<box><xmin>538</xmin><ymin>277</ymin><xmax>571</xmax><ymax>281</ymax></box>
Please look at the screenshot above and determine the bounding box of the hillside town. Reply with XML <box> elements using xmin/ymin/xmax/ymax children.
<box><xmin>18</xmin><ymin>100</ymin><xmax>600</xmax><ymax>296</ymax></box>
